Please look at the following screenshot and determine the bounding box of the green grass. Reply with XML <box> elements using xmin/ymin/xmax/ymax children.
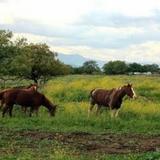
<box><xmin>1</xmin><ymin>75</ymin><xmax>160</xmax><ymax>159</ymax></box>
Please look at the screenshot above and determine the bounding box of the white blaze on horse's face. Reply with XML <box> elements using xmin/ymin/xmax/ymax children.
<box><xmin>131</xmin><ymin>87</ymin><xmax>137</xmax><ymax>99</ymax></box>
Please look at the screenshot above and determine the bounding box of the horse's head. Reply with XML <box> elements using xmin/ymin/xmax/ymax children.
<box><xmin>50</xmin><ymin>104</ymin><xmax>57</xmax><ymax>116</ymax></box>
<box><xmin>123</xmin><ymin>83</ymin><xmax>137</xmax><ymax>99</ymax></box>
<box><xmin>43</xmin><ymin>96</ymin><xmax>57</xmax><ymax>116</ymax></box>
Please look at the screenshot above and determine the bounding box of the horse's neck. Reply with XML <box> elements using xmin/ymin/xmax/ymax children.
<box><xmin>43</xmin><ymin>97</ymin><xmax>53</xmax><ymax>111</ymax></box>
<box><xmin>115</xmin><ymin>88</ymin><xmax>126</xmax><ymax>100</ymax></box>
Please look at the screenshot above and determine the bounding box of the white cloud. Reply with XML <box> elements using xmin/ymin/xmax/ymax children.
<box><xmin>0</xmin><ymin>1</ymin><xmax>14</xmax><ymax>24</ymax></box>
<box><xmin>0</xmin><ymin>0</ymin><xmax>93</xmax><ymax>26</ymax></box>
<box><xmin>1</xmin><ymin>0</ymin><xmax>160</xmax><ymax>64</ymax></box>
<box><xmin>92</xmin><ymin>0</ymin><xmax>160</xmax><ymax>17</ymax></box>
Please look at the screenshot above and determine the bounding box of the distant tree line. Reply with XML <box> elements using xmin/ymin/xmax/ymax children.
<box><xmin>0</xmin><ymin>30</ymin><xmax>71</xmax><ymax>83</ymax></box>
<box><xmin>103</xmin><ymin>61</ymin><xmax>160</xmax><ymax>75</ymax></box>
<box><xmin>0</xmin><ymin>29</ymin><xmax>159</xmax><ymax>83</ymax></box>
<box><xmin>71</xmin><ymin>60</ymin><xmax>160</xmax><ymax>75</ymax></box>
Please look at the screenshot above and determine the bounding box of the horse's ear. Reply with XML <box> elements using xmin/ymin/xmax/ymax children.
<box><xmin>127</xmin><ymin>83</ymin><xmax>132</xmax><ymax>87</ymax></box>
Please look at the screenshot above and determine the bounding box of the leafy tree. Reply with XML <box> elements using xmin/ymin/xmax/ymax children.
<box><xmin>72</xmin><ymin>66</ymin><xmax>84</xmax><ymax>74</ymax></box>
<box><xmin>143</xmin><ymin>64</ymin><xmax>159</xmax><ymax>73</ymax></box>
<box><xmin>128</xmin><ymin>63</ymin><xmax>144</xmax><ymax>73</ymax></box>
<box><xmin>9</xmin><ymin>43</ymin><xmax>70</xmax><ymax>83</ymax></box>
<box><xmin>0</xmin><ymin>29</ymin><xmax>72</xmax><ymax>83</ymax></box>
<box><xmin>0</xmin><ymin>30</ymin><xmax>12</xmax><ymax>46</ymax></box>
<box><xmin>103</xmin><ymin>61</ymin><xmax>128</xmax><ymax>75</ymax></box>
<box><xmin>82</xmin><ymin>60</ymin><xmax>101</xmax><ymax>74</ymax></box>
<box><xmin>0</xmin><ymin>30</ymin><xmax>16</xmax><ymax>75</ymax></box>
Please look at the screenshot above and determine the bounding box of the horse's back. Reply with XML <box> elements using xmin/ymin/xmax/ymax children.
<box><xmin>3</xmin><ymin>89</ymin><xmax>20</xmax><ymax>104</ymax></box>
<box><xmin>15</xmin><ymin>90</ymin><xmax>43</xmax><ymax>106</ymax></box>
<box><xmin>90</xmin><ymin>88</ymin><xmax>114</xmax><ymax>106</ymax></box>
<box><xmin>3</xmin><ymin>88</ymin><xmax>38</xmax><ymax>106</ymax></box>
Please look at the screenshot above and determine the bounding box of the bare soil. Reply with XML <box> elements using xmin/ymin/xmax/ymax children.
<box><xmin>16</xmin><ymin>131</ymin><xmax>160</xmax><ymax>154</ymax></box>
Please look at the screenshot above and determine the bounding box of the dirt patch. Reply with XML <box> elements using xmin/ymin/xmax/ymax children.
<box><xmin>16</xmin><ymin>131</ymin><xmax>160</xmax><ymax>154</ymax></box>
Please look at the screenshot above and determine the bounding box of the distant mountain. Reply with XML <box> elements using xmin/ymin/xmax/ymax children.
<box><xmin>58</xmin><ymin>53</ymin><xmax>105</xmax><ymax>68</ymax></box>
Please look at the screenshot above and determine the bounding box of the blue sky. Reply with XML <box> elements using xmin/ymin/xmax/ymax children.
<box><xmin>0</xmin><ymin>0</ymin><xmax>160</xmax><ymax>64</ymax></box>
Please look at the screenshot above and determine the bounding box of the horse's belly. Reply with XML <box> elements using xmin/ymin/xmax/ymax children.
<box><xmin>15</xmin><ymin>100</ymin><xmax>32</xmax><ymax>106</ymax></box>
<box><xmin>15</xmin><ymin>95</ymin><xmax>33</xmax><ymax>106</ymax></box>
<box><xmin>97</xmin><ymin>101</ymin><xmax>109</xmax><ymax>107</ymax></box>
<box><xmin>95</xmin><ymin>98</ymin><xmax>109</xmax><ymax>107</ymax></box>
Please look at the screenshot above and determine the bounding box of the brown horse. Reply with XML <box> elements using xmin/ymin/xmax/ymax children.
<box><xmin>1</xmin><ymin>86</ymin><xmax>56</xmax><ymax>117</ymax></box>
<box><xmin>0</xmin><ymin>84</ymin><xmax>38</xmax><ymax>110</ymax></box>
<box><xmin>89</xmin><ymin>84</ymin><xmax>136</xmax><ymax>117</ymax></box>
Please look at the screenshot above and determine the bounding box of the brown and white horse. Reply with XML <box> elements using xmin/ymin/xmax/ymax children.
<box><xmin>89</xmin><ymin>84</ymin><xmax>136</xmax><ymax>117</ymax></box>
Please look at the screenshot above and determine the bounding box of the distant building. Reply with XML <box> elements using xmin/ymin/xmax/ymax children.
<box><xmin>129</xmin><ymin>72</ymin><xmax>152</xmax><ymax>75</ymax></box>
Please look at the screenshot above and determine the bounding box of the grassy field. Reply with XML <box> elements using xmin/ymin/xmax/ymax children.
<box><xmin>0</xmin><ymin>75</ymin><xmax>160</xmax><ymax>159</ymax></box>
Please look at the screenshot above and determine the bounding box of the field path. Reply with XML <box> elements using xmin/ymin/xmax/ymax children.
<box><xmin>11</xmin><ymin>131</ymin><xmax>160</xmax><ymax>154</ymax></box>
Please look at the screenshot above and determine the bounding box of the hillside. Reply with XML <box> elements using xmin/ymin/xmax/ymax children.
<box><xmin>58</xmin><ymin>53</ymin><xmax>105</xmax><ymax>67</ymax></box>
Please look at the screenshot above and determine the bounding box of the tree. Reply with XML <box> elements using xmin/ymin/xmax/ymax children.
<box><xmin>72</xmin><ymin>66</ymin><xmax>83</xmax><ymax>74</ymax></box>
<box><xmin>0</xmin><ymin>30</ymin><xmax>16</xmax><ymax>75</ymax></box>
<box><xmin>82</xmin><ymin>60</ymin><xmax>101</xmax><ymax>74</ymax></box>
<box><xmin>103</xmin><ymin>61</ymin><xmax>128</xmax><ymax>75</ymax></box>
<box><xmin>9</xmin><ymin>43</ymin><xmax>70</xmax><ymax>83</ymax></box>
<box><xmin>143</xmin><ymin>64</ymin><xmax>159</xmax><ymax>73</ymax></box>
<box><xmin>0</xmin><ymin>30</ymin><xmax>71</xmax><ymax>83</ymax></box>
<box><xmin>128</xmin><ymin>63</ymin><xmax>144</xmax><ymax>73</ymax></box>
<box><xmin>0</xmin><ymin>30</ymin><xmax>12</xmax><ymax>46</ymax></box>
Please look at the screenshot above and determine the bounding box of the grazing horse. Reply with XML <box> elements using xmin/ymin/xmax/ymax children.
<box><xmin>89</xmin><ymin>84</ymin><xmax>136</xmax><ymax>117</ymax></box>
<box><xmin>1</xmin><ymin>86</ymin><xmax>56</xmax><ymax>117</ymax></box>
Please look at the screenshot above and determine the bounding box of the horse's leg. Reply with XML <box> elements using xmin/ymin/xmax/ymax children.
<box><xmin>96</xmin><ymin>105</ymin><xmax>101</xmax><ymax>115</ymax></box>
<box><xmin>35</xmin><ymin>107</ymin><xmax>39</xmax><ymax>117</ymax></box>
<box><xmin>9</xmin><ymin>105</ymin><xmax>13</xmax><ymax>117</ymax></box>
<box><xmin>0</xmin><ymin>99</ymin><xmax>5</xmax><ymax>110</ymax></box>
<box><xmin>21</xmin><ymin>106</ymin><xmax>25</xmax><ymax>113</ymax></box>
<box><xmin>115</xmin><ymin>109</ymin><xmax>120</xmax><ymax>117</ymax></box>
<box><xmin>2</xmin><ymin>104</ymin><xmax>10</xmax><ymax>117</ymax></box>
<box><xmin>88</xmin><ymin>100</ymin><xmax>95</xmax><ymax>117</ymax></box>
<box><xmin>0</xmin><ymin>100</ymin><xmax>3</xmax><ymax>111</ymax></box>
<box><xmin>22</xmin><ymin>106</ymin><xmax>27</xmax><ymax>115</ymax></box>
<box><xmin>110</xmin><ymin>109</ymin><xmax>117</xmax><ymax>118</ymax></box>
<box><xmin>24</xmin><ymin>107</ymin><xmax>27</xmax><ymax>115</ymax></box>
<box><xmin>29</xmin><ymin>107</ymin><xmax>34</xmax><ymax>117</ymax></box>
<box><xmin>0</xmin><ymin>100</ymin><xmax>2</xmax><ymax>110</ymax></box>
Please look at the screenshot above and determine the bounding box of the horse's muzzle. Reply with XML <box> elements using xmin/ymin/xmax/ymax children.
<box><xmin>132</xmin><ymin>95</ymin><xmax>137</xmax><ymax>99</ymax></box>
